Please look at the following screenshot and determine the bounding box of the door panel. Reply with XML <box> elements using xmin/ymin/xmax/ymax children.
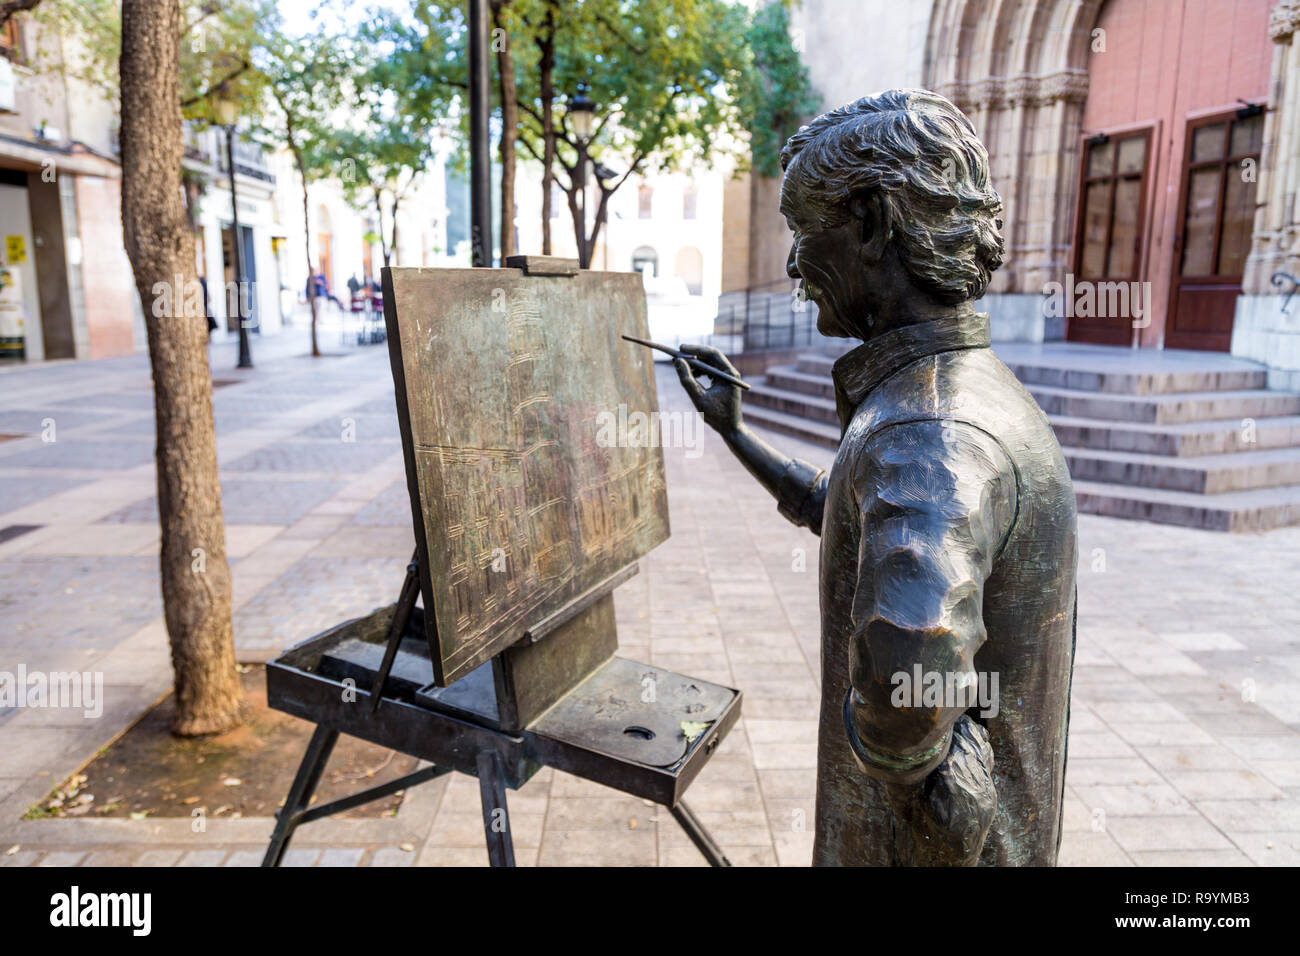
<box><xmin>1166</xmin><ymin>110</ymin><xmax>1263</xmax><ymax>351</ymax></box>
<box><xmin>1068</xmin><ymin>128</ymin><xmax>1151</xmax><ymax>346</ymax></box>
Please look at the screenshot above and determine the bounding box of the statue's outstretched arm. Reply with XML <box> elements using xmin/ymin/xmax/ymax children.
<box><xmin>674</xmin><ymin>344</ymin><xmax>828</xmax><ymax>535</ymax></box>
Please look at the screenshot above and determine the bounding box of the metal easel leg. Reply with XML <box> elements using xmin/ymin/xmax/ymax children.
<box><xmin>262</xmin><ymin>724</ymin><xmax>339</xmax><ymax>867</ymax></box>
<box><xmin>476</xmin><ymin>750</ymin><xmax>516</xmax><ymax>868</ymax></box>
<box><xmin>671</xmin><ymin>799</ymin><xmax>732</xmax><ymax>867</ymax></box>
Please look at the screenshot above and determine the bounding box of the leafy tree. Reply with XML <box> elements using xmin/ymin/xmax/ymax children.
<box><xmin>379</xmin><ymin>0</ymin><xmax>812</xmax><ymax>267</ymax></box>
<box><xmin>331</xmin><ymin>7</ymin><xmax>455</xmax><ymax>270</ymax></box>
<box><xmin>254</xmin><ymin>19</ymin><xmax>350</xmax><ymax>357</ymax></box>
<box><xmin>740</xmin><ymin>0</ymin><xmax>820</xmax><ymax>179</ymax></box>
<box><xmin>24</xmin><ymin>0</ymin><xmax>269</xmax><ymax>119</ymax></box>
<box><xmin>14</xmin><ymin>0</ymin><xmax>276</xmax><ymax>734</ymax></box>
<box><xmin>120</xmin><ymin>0</ymin><xmax>247</xmax><ymax>735</ymax></box>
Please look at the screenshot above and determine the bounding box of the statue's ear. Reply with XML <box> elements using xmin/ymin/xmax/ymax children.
<box><xmin>848</xmin><ymin>192</ymin><xmax>891</xmax><ymax>264</ymax></box>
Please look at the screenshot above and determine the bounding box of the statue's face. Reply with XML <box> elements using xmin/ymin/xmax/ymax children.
<box><xmin>780</xmin><ymin>177</ymin><xmax>874</xmax><ymax>339</ymax></box>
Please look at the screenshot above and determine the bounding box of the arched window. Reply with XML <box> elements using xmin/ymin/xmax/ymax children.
<box><xmin>674</xmin><ymin>246</ymin><xmax>704</xmax><ymax>295</ymax></box>
<box><xmin>631</xmin><ymin>246</ymin><xmax>658</xmax><ymax>278</ymax></box>
<box><xmin>638</xmin><ymin>185</ymin><xmax>653</xmax><ymax>219</ymax></box>
<box><xmin>682</xmin><ymin>185</ymin><xmax>698</xmax><ymax>220</ymax></box>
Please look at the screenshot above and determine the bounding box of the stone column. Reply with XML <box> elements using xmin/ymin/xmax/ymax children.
<box><xmin>1234</xmin><ymin>0</ymin><xmax>1300</xmax><ymax>389</ymax></box>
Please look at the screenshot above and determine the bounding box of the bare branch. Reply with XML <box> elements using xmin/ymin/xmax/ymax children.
<box><xmin>180</xmin><ymin>58</ymin><xmax>251</xmax><ymax>109</ymax></box>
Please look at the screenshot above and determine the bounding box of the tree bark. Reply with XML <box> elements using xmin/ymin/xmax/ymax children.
<box><xmin>375</xmin><ymin>192</ymin><xmax>391</xmax><ymax>268</ymax></box>
<box><xmin>390</xmin><ymin>194</ymin><xmax>400</xmax><ymax>266</ymax></box>
<box><xmin>537</xmin><ymin>1</ymin><xmax>556</xmax><ymax>255</ymax></box>
<box><xmin>120</xmin><ymin>0</ymin><xmax>246</xmax><ymax>735</ymax></box>
<box><xmin>298</xmin><ymin>165</ymin><xmax>320</xmax><ymax>358</ymax></box>
<box><xmin>492</xmin><ymin>0</ymin><xmax>517</xmax><ymax>259</ymax></box>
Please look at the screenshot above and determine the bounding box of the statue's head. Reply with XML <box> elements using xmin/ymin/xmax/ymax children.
<box><xmin>779</xmin><ymin>89</ymin><xmax>1004</xmax><ymax>340</ymax></box>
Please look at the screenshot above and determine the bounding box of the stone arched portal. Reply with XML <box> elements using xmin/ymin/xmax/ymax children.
<box><xmin>925</xmin><ymin>0</ymin><xmax>1102</xmax><ymax>302</ymax></box>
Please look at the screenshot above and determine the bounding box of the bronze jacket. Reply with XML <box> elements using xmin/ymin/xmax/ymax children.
<box><xmin>776</xmin><ymin>313</ymin><xmax>1077</xmax><ymax>865</ymax></box>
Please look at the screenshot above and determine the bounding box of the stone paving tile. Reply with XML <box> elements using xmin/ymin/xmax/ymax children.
<box><xmin>52</xmin><ymin>391</ymin><xmax>157</xmax><ymax>412</ymax></box>
<box><xmin>222</xmin><ymin>849</ymin><xmax>265</xmax><ymax>867</ymax></box>
<box><xmin>0</xmin><ymin>409</ymin><xmax>118</xmax><ymax>435</ymax></box>
<box><xmin>368</xmin><ymin>846</ymin><xmax>417</xmax><ymax>867</ymax></box>
<box><xmin>0</xmin><ymin>555</ymin><xmax>161</xmax><ymax>660</ymax></box>
<box><xmin>0</xmin><ymin>475</ymin><xmax>95</xmax><ymax>515</ymax></box>
<box><xmin>99</xmin><ymin>477</ymin><xmax>346</xmax><ymax>526</ymax></box>
<box><xmin>177</xmin><ymin>849</ymin><xmax>229</xmax><ymax>867</ymax></box>
<box><xmin>348</xmin><ymin>481</ymin><xmax>416</xmax><ymax>527</ymax></box>
<box><xmin>225</xmin><ymin>441</ymin><xmax>388</xmax><ymax>475</ymax></box>
<box><xmin>2</xmin><ymin>439</ymin><xmax>156</xmax><ymax>470</ymax></box>
<box><xmin>296</xmin><ymin>414</ymin><xmax>402</xmax><ymax>442</ymax></box>
<box><xmin>36</xmin><ymin>851</ymin><xmax>87</xmax><ymax>866</ymax></box>
<box><xmin>233</xmin><ymin>555</ymin><xmax>401</xmax><ymax>653</ymax></box>
<box><xmin>317</xmin><ymin>847</ymin><xmax>365</xmax><ymax>867</ymax></box>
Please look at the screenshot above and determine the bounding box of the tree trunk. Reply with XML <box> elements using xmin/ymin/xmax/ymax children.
<box><xmin>537</xmin><ymin>2</ymin><xmax>556</xmax><ymax>255</ymax></box>
<box><xmin>119</xmin><ymin>0</ymin><xmax>246</xmax><ymax>736</ymax></box>
<box><xmin>298</xmin><ymin>168</ymin><xmax>320</xmax><ymax>358</ymax></box>
<box><xmin>493</xmin><ymin>0</ymin><xmax>517</xmax><ymax>259</ymax></box>
<box><xmin>376</xmin><ymin>192</ymin><xmax>391</xmax><ymax>268</ymax></box>
<box><xmin>390</xmin><ymin>195</ymin><xmax>400</xmax><ymax>267</ymax></box>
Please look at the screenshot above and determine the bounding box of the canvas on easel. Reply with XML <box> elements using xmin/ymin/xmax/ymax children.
<box><xmin>383</xmin><ymin>258</ymin><xmax>670</xmax><ymax>687</ymax></box>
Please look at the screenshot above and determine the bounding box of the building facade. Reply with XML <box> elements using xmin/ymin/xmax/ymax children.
<box><xmin>512</xmin><ymin>161</ymin><xmax>727</xmax><ymax>345</ymax></box>
<box><xmin>0</xmin><ymin>15</ymin><xmax>137</xmax><ymax>362</ymax></box>
<box><xmin>724</xmin><ymin>0</ymin><xmax>1300</xmax><ymax>386</ymax></box>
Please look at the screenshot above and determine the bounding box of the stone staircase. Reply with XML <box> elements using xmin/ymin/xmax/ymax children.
<box><xmin>741</xmin><ymin>344</ymin><xmax>1300</xmax><ymax>532</ymax></box>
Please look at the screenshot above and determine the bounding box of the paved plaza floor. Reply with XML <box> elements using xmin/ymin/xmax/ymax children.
<box><xmin>1</xmin><ymin>330</ymin><xmax>1298</xmax><ymax>866</ymax></box>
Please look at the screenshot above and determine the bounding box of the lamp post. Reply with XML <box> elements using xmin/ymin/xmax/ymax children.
<box><xmin>567</xmin><ymin>86</ymin><xmax>596</xmax><ymax>268</ymax></box>
<box><xmin>468</xmin><ymin>0</ymin><xmax>492</xmax><ymax>267</ymax></box>
<box><xmin>214</xmin><ymin>86</ymin><xmax>252</xmax><ymax>368</ymax></box>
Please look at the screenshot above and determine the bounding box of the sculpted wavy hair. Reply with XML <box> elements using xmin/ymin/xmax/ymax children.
<box><xmin>780</xmin><ymin>89</ymin><xmax>1005</xmax><ymax>304</ymax></box>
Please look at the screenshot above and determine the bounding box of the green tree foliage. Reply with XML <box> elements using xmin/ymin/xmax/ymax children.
<box><xmin>26</xmin><ymin>0</ymin><xmax>269</xmax><ymax>123</ymax></box>
<box><xmin>741</xmin><ymin>0</ymin><xmax>820</xmax><ymax>179</ymax></box>
<box><xmin>254</xmin><ymin>9</ymin><xmax>351</xmax><ymax>355</ymax></box>
<box><xmin>332</xmin><ymin>4</ymin><xmax>457</xmax><ymax>268</ymax></box>
<box><xmin>372</xmin><ymin>0</ymin><xmax>816</xmax><ymax>261</ymax></box>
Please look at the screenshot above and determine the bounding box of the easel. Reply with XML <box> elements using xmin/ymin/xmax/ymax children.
<box><xmin>262</xmin><ymin>259</ymin><xmax>741</xmax><ymax>867</ymax></box>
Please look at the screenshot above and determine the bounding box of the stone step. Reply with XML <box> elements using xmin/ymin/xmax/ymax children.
<box><xmin>1049</xmin><ymin>415</ymin><xmax>1300</xmax><ymax>457</ymax></box>
<box><xmin>1026</xmin><ymin>384</ymin><xmax>1300</xmax><ymax>425</ymax></box>
<box><xmin>794</xmin><ymin>350</ymin><xmax>1271</xmax><ymax>395</ymax></box>
<box><xmin>999</xmin><ymin>359</ymin><xmax>1266</xmax><ymax>395</ymax></box>
<box><xmin>741</xmin><ymin>403</ymin><xmax>841</xmax><ymax>449</ymax></box>
<box><xmin>744</xmin><ymin>382</ymin><xmax>839</xmax><ymax>426</ymax></box>
<box><xmin>794</xmin><ymin>353</ymin><xmax>838</xmax><ymax>376</ymax></box>
<box><xmin>1063</xmin><ymin>445</ymin><xmax>1300</xmax><ymax>494</ymax></box>
<box><xmin>1072</xmin><ymin>479</ymin><xmax>1300</xmax><ymax>532</ymax></box>
<box><xmin>763</xmin><ymin>365</ymin><xmax>836</xmax><ymax>399</ymax></box>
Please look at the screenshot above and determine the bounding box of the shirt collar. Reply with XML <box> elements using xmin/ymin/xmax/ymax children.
<box><xmin>831</xmin><ymin>312</ymin><xmax>992</xmax><ymax>432</ymax></box>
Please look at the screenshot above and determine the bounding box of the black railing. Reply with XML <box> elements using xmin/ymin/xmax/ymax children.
<box><xmin>711</xmin><ymin>279</ymin><xmax>828</xmax><ymax>353</ymax></box>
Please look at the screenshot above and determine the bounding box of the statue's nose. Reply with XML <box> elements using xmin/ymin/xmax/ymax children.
<box><xmin>786</xmin><ymin>244</ymin><xmax>800</xmax><ymax>280</ymax></box>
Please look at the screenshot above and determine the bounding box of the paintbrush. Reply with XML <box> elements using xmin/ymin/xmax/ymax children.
<box><xmin>621</xmin><ymin>335</ymin><xmax>751</xmax><ymax>391</ymax></box>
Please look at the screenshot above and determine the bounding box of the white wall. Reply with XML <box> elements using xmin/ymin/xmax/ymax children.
<box><xmin>512</xmin><ymin>160</ymin><xmax>726</xmax><ymax>331</ymax></box>
<box><xmin>792</xmin><ymin>0</ymin><xmax>933</xmax><ymax>110</ymax></box>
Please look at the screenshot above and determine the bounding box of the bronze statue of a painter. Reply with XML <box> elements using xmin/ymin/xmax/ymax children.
<box><xmin>674</xmin><ymin>90</ymin><xmax>1077</xmax><ymax>866</ymax></box>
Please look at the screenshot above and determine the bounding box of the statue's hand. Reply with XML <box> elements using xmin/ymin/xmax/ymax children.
<box><xmin>885</xmin><ymin>715</ymin><xmax>997</xmax><ymax>866</ymax></box>
<box><xmin>673</xmin><ymin>344</ymin><xmax>744</xmax><ymax>436</ymax></box>
<box><xmin>920</xmin><ymin>715</ymin><xmax>997</xmax><ymax>863</ymax></box>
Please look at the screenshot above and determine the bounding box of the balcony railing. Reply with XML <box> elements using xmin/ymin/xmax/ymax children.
<box><xmin>710</xmin><ymin>278</ymin><xmax>836</xmax><ymax>354</ymax></box>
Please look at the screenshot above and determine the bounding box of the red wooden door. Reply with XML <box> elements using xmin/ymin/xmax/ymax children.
<box><xmin>1067</xmin><ymin>129</ymin><xmax>1152</xmax><ymax>346</ymax></box>
<box><xmin>1166</xmin><ymin>110</ymin><xmax>1264</xmax><ymax>351</ymax></box>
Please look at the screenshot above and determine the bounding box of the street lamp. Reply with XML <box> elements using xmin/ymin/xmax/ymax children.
<box><xmin>567</xmin><ymin>86</ymin><xmax>597</xmax><ymax>268</ymax></box>
<box><xmin>214</xmin><ymin>83</ymin><xmax>252</xmax><ymax>368</ymax></box>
